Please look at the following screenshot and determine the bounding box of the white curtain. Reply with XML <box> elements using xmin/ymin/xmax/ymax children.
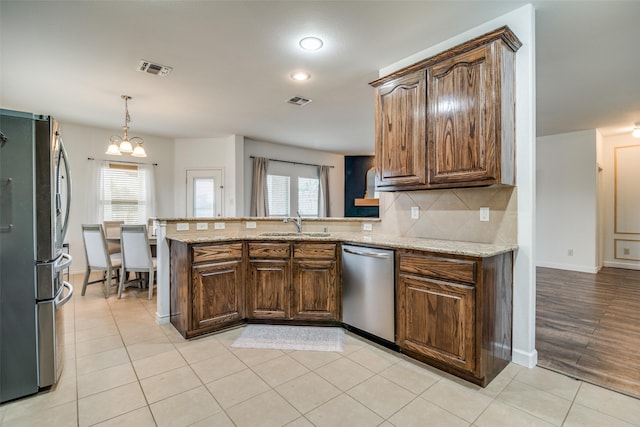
<box><xmin>140</xmin><ymin>163</ymin><xmax>157</xmax><ymax>221</ymax></box>
<box><xmin>87</xmin><ymin>159</ymin><xmax>107</xmax><ymax>224</ymax></box>
<box><xmin>250</xmin><ymin>157</ymin><xmax>269</xmax><ymax>216</ymax></box>
<box><xmin>318</xmin><ymin>165</ymin><xmax>330</xmax><ymax>217</ymax></box>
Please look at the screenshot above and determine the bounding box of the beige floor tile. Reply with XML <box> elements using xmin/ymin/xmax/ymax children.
<box><xmin>175</xmin><ymin>336</ymin><xmax>231</xmax><ymax>364</ymax></box>
<box><xmin>205</xmin><ymin>368</ymin><xmax>270</xmax><ymax>409</ymax></box>
<box><xmin>347</xmin><ymin>374</ymin><xmax>416</xmax><ymax>418</ymax></box>
<box><xmin>421</xmin><ymin>378</ymin><xmax>492</xmax><ymax>423</ymax></box>
<box><xmin>285</xmin><ymin>417</ymin><xmax>315</xmax><ymax>427</ymax></box>
<box><xmin>253</xmin><ymin>353</ymin><xmax>310</xmax><ymax>387</ymax></box>
<box><xmin>78</xmin><ymin>382</ymin><xmax>147</xmax><ymax>427</ymax></box>
<box><xmin>212</xmin><ymin>325</ymin><xmax>245</xmax><ymax>346</ymax></box>
<box><xmin>230</xmin><ymin>346</ymin><xmax>285</xmax><ymax>366</ymax></box>
<box><xmin>305</xmin><ymin>394</ymin><xmax>384</xmax><ymax>427</ymax></box>
<box><xmin>125</xmin><ymin>342</ymin><xmax>176</xmax><ymax>361</ymax></box>
<box><xmin>1</xmin><ymin>400</ymin><xmax>77</xmax><ymax>427</ymax></box>
<box><xmin>564</xmin><ymin>403</ymin><xmax>638</xmax><ymax>427</ymax></box>
<box><xmin>132</xmin><ymin>348</ymin><xmax>186</xmax><ymax>379</ymax></box>
<box><xmin>226</xmin><ymin>389</ymin><xmax>301</xmax><ymax>427</ymax></box>
<box><xmin>275</xmin><ymin>371</ymin><xmax>342</xmax><ymax>413</ymax></box>
<box><xmin>514</xmin><ymin>366</ymin><xmax>581</xmax><ymax>400</ymax></box>
<box><xmin>120</xmin><ymin>326</ymin><xmax>171</xmax><ymax>346</ymax></box>
<box><xmin>342</xmin><ymin>333</ymin><xmax>368</xmax><ymax>355</ymax></box>
<box><xmin>93</xmin><ymin>406</ymin><xmax>156</xmax><ymax>427</ymax></box>
<box><xmin>497</xmin><ymin>379</ymin><xmax>573</xmax><ymax>426</ymax></box>
<box><xmin>76</xmin><ymin>347</ymin><xmax>130</xmax><ymax>376</ymax></box>
<box><xmin>379</xmin><ymin>359</ymin><xmax>441</xmax><ymax>394</ymax></box>
<box><xmin>2</xmin><ymin>378</ymin><xmax>76</xmax><ymax>423</ymax></box>
<box><xmin>75</xmin><ymin>323</ymin><xmax>119</xmax><ymax>343</ymax></box>
<box><xmin>74</xmin><ymin>314</ymin><xmax>117</xmax><ymax>331</ymax></box>
<box><xmin>75</xmin><ymin>334</ymin><xmax>124</xmax><ymax>358</ymax></box>
<box><xmin>77</xmin><ymin>362</ymin><xmax>137</xmax><ymax>398</ymax></box>
<box><xmin>188</xmin><ymin>410</ymin><xmax>236</xmax><ymax>427</ymax></box>
<box><xmin>574</xmin><ymin>382</ymin><xmax>640</xmax><ymax>426</ymax></box>
<box><xmin>150</xmin><ymin>385</ymin><xmax>223</xmax><ymax>427</ymax></box>
<box><xmin>190</xmin><ymin>350</ymin><xmax>247</xmax><ymax>383</ymax></box>
<box><xmin>288</xmin><ymin>349</ymin><xmax>343</xmax><ymax>370</ymax></box>
<box><xmin>315</xmin><ymin>356</ymin><xmax>375</xmax><ymax>391</ymax></box>
<box><xmin>388</xmin><ymin>397</ymin><xmax>470</xmax><ymax>427</ymax></box>
<box><xmin>140</xmin><ymin>365</ymin><xmax>202</xmax><ymax>403</ymax></box>
<box><xmin>346</xmin><ymin>345</ymin><xmax>399</xmax><ymax>373</ymax></box>
<box><xmin>474</xmin><ymin>401</ymin><xmax>556</xmax><ymax>427</ymax></box>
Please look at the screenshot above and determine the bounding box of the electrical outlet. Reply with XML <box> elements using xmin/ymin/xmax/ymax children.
<box><xmin>480</xmin><ymin>207</ymin><xmax>490</xmax><ymax>222</ymax></box>
<box><xmin>245</xmin><ymin>221</ymin><xmax>257</xmax><ymax>229</ymax></box>
<box><xmin>362</xmin><ymin>223</ymin><xmax>373</xmax><ymax>231</ymax></box>
<box><xmin>568</xmin><ymin>249</ymin><xmax>574</xmax><ymax>256</ymax></box>
<box><xmin>411</xmin><ymin>206</ymin><xmax>419</xmax><ymax>219</ymax></box>
<box><xmin>196</xmin><ymin>222</ymin><xmax>208</xmax><ymax>230</ymax></box>
<box><xmin>176</xmin><ymin>223</ymin><xmax>189</xmax><ymax>231</ymax></box>
<box><xmin>214</xmin><ymin>222</ymin><xmax>225</xmax><ymax>230</ymax></box>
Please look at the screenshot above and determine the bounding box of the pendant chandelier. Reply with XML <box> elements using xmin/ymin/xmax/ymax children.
<box><xmin>105</xmin><ymin>95</ymin><xmax>147</xmax><ymax>157</ymax></box>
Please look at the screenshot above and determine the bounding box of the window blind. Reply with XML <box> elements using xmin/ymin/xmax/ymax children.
<box><xmin>101</xmin><ymin>163</ymin><xmax>150</xmax><ymax>223</ymax></box>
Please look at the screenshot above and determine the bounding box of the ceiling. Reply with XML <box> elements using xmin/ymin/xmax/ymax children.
<box><xmin>1</xmin><ymin>1</ymin><xmax>639</xmax><ymax>154</ymax></box>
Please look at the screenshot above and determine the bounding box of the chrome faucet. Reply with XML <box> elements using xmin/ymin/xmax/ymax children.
<box><xmin>284</xmin><ymin>212</ymin><xmax>302</xmax><ymax>233</ymax></box>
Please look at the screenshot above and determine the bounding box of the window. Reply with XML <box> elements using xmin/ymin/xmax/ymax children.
<box><xmin>186</xmin><ymin>169</ymin><xmax>224</xmax><ymax>218</ymax></box>
<box><xmin>99</xmin><ymin>162</ymin><xmax>154</xmax><ymax>223</ymax></box>
<box><xmin>266</xmin><ymin>163</ymin><xmax>319</xmax><ymax>217</ymax></box>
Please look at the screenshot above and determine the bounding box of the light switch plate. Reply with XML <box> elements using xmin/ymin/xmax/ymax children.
<box><xmin>214</xmin><ymin>222</ymin><xmax>225</xmax><ymax>230</ymax></box>
<box><xmin>245</xmin><ymin>221</ymin><xmax>257</xmax><ymax>229</ymax></box>
<box><xmin>362</xmin><ymin>223</ymin><xmax>373</xmax><ymax>231</ymax></box>
<box><xmin>176</xmin><ymin>222</ymin><xmax>189</xmax><ymax>231</ymax></box>
<box><xmin>411</xmin><ymin>206</ymin><xmax>419</xmax><ymax>219</ymax></box>
<box><xmin>196</xmin><ymin>222</ymin><xmax>208</xmax><ymax>230</ymax></box>
<box><xmin>480</xmin><ymin>207</ymin><xmax>490</xmax><ymax>222</ymax></box>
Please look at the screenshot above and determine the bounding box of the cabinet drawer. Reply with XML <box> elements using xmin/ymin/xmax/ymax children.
<box><xmin>293</xmin><ymin>243</ymin><xmax>336</xmax><ymax>260</ymax></box>
<box><xmin>248</xmin><ymin>243</ymin><xmax>290</xmax><ymax>259</ymax></box>
<box><xmin>399</xmin><ymin>254</ymin><xmax>476</xmax><ymax>284</ymax></box>
<box><xmin>192</xmin><ymin>243</ymin><xmax>242</xmax><ymax>263</ymax></box>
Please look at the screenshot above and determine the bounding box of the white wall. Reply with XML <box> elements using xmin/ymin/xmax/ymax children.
<box><xmin>60</xmin><ymin>121</ymin><xmax>175</xmax><ymax>274</ymax></box>
<box><xmin>602</xmin><ymin>132</ymin><xmax>640</xmax><ymax>270</ymax></box>
<box><xmin>243</xmin><ymin>139</ymin><xmax>345</xmax><ymax>217</ymax></box>
<box><xmin>379</xmin><ymin>5</ymin><xmax>537</xmax><ymax>368</ymax></box>
<box><xmin>173</xmin><ymin>136</ymin><xmax>244</xmax><ymax>217</ymax></box>
<box><xmin>536</xmin><ymin>130</ymin><xmax>599</xmax><ymax>273</ymax></box>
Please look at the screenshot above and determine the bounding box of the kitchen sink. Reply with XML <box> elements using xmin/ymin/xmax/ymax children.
<box><xmin>259</xmin><ymin>232</ymin><xmax>331</xmax><ymax>237</ymax></box>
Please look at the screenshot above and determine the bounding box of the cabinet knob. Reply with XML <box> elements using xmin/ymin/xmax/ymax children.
<box><xmin>388</xmin><ymin>122</ymin><xmax>392</xmax><ymax>132</ymax></box>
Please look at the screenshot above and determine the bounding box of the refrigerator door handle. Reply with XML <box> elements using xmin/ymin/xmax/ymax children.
<box><xmin>55</xmin><ymin>282</ymin><xmax>73</xmax><ymax>309</ymax></box>
<box><xmin>56</xmin><ymin>253</ymin><xmax>72</xmax><ymax>272</ymax></box>
<box><xmin>56</xmin><ymin>136</ymin><xmax>71</xmax><ymax>242</ymax></box>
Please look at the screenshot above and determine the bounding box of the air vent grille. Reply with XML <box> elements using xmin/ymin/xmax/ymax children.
<box><xmin>287</xmin><ymin>96</ymin><xmax>312</xmax><ymax>106</ymax></box>
<box><xmin>137</xmin><ymin>60</ymin><xmax>172</xmax><ymax>77</ymax></box>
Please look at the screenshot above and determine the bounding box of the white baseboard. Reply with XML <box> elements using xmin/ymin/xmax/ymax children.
<box><xmin>536</xmin><ymin>261</ymin><xmax>598</xmax><ymax>274</ymax></box>
<box><xmin>603</xmin><ymin>260</ymin><xmax>640</xmax><ymax>271</ymax></box>
<box><xmin>155</xmin><ymin>312</ymin><xmax>170</xmax><ymax>325</ymax></box>
<box><xmin>512</xmin><ymin>347</ymin><xmax>538</xmax><ymax>368</ymax></box>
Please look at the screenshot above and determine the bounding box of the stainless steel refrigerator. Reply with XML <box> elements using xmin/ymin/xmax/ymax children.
<box><xmin>0</xmin><ymin>109</ymin><xmax>73</xmax><ymax>403</ymax></box>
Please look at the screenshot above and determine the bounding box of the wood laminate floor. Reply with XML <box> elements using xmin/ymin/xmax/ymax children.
<box><xmin>536</xmin><ymin>266</ymin><xmax>640</xmax><ymax>399</ymax></box>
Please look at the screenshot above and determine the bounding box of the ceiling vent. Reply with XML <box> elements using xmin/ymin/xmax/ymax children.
<box><xmin>287</xmin><ymin>96</ymin><xmax>312</xmax><ymax>106</ymax></box>
<box><xmin>137</xmin><ymin>60</ymin><xmax>172</xmax><ymax>77</ymax></box>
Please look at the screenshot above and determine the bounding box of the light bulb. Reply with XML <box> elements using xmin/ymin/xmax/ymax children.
<box><xmin>119</xmin><ymin>139</ymin><xmax>133</xmax><ymax>153</ymax></box>
<box><xmin>299</xmin><ymin>37</ymin><xmax>323</xmax><ymax>51</ymax></box>
<box><xmin>106</xmin><ymin>141</ymin><xmax>121</xmax><ymax>155</ymax></box>
<box><xmin>290</xmin><ymin>71</ymin><xmax>311</xmax><ymax>81</ymax></box>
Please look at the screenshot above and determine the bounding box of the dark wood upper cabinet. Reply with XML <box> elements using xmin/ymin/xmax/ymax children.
<box><xmin>370</xmin><ymin>26</ymin><xmax>521</xmax><ymax>191</ymax></box>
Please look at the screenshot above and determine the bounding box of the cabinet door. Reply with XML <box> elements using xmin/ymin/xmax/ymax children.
<box><xmin>397</xmin><ymin>274</ymin><xmax>476</xmax><ymax>373</ymax></box>
<box><xmin>247</xmin><ymin>259</ymin><xmax>291</xmax><ymax>319</ymax></box>
<box><xmin>427</xmin><ymin>44</ymin><xmax>498</xmax><ymax>186</ymax></box>
<box><xmin>375</xmin><ymin>70</ymin><xmax>426</xmax><ymax>188</ymax></box>
<box><xmin>292</xmin><ymin>260</ymin><xmax>339</xmax><ymax>320</ymax></box>
<box><xmin>191</xmin><ymin>260</ymin><xmax>243</xmax><ymax>330</ymax></box>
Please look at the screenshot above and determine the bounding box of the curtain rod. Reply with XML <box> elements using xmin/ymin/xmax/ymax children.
<box><xmin>250</xmin><ymin>155</ymin><xmax>334</xmax><ymax>168</ymax></box>
<box><xmin>87</xmin><ymin>157</ymin><xmax>158</xmax><ymax>166</ymax></box>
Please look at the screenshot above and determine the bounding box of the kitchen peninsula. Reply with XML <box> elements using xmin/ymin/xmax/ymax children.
<box><xmin>154</xmin><ymin>217</ymin><xmax>516</xmax><ymax>386</ymax></box>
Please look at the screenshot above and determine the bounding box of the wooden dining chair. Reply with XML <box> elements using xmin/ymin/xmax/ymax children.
<box><xmin>103</xmin><ymin>220</ymin><xmax>124</xmax><ymax>255</ymax></box>
<box><xmin>118</xmin><ymin>224</ymin><xmax>157</xmax><ymax>300</ymax></box>
<box><xmin>81</xmin><ymin>224</ymin><xmax>121</xmax><ymax>298</ymax></box>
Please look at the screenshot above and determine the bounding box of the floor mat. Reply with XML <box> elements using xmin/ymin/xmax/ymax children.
<box><xmin>231</xmin><ymin>324</ymin><xmax>344</xmax><ymax>352</ymax></box>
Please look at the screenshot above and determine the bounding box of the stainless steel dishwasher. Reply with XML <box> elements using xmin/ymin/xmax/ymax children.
<box><xmin>342</xmin><ymin>244</ymin><xmax>395</xmax><ymax>343</ymax></box>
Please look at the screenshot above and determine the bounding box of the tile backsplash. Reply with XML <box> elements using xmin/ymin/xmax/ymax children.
<box><xmin>378</xmin><ymin>186</ymin><xmax>517</xmax><ymax>245</ymax></box>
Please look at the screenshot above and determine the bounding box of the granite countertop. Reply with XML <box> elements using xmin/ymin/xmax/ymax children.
<box><xmin>165</xmin><ymin>231</ymin><xmax>517</xmax><ymax>257</ymax></box>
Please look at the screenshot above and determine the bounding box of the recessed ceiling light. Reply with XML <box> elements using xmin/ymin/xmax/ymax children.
<box><xmin>290</xmin><ymin>71</ymin><xmax>311</xmax><ymax>81</ymax></box>
<box><xmin>299</xmin><ymin>37</ymin><xmax>323</xmax><ymax>51</ymax></box>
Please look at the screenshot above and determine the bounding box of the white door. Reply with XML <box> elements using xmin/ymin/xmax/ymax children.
<box><xmin>186</xmin><ymin>169</ymin><xmax>224</xmax><ymax>217</ymax></box>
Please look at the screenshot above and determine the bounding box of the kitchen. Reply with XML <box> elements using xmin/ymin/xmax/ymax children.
<box><xmin>1</xmin><ymin>1</ymin><xmax>640</xmax><ymax>426</ymax></box>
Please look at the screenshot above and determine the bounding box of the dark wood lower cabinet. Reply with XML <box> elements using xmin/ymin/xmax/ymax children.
<box><xmin>292</xmin><ymin>259</ymin><xmax>339</xmax><ymax>321</ymax></box>
<box><xmin>247</xmin><ymin>243</ymin><xmax>291</xmax><ymax>319</ymax></box>
<box><xmin>396</xmin><ymin>250</ymin><xmax>513</xmax><ymax>386</ymax></box>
